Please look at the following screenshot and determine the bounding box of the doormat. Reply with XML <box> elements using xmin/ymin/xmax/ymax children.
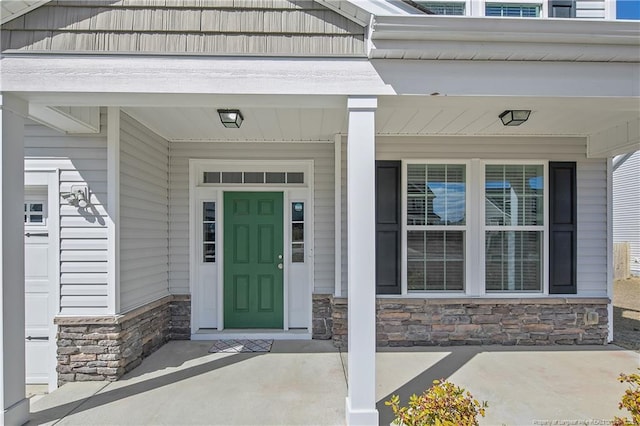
<box><xmin>209</xmin><ymin>339</ymin><xmax>273</xmax><ymax>353</ymax></box>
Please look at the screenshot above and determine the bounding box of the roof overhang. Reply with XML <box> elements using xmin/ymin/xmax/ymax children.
<box><xmin>1</xmin><ymin>0</ymin><xmax>50</xmax><ymax>25</ymax></box>
<box><xmin>369</xmin><ymin>15</ymin><xmax>640</xmax><ymax>62</ymax></box>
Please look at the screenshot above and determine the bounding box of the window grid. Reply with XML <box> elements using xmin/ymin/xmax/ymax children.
<box><xmin>202</xmin><ymin>202</ymin><xmax>216</xmax><ymax>263</ymax></box>
<box><xmin>291</xmin><ymin>202</ymin><xmax>304</xmax><ymax>263</ymax></box>
<box><xmin>203</xmin><ymin>171</ymin><xmax>304</xmax><ymax>185</ymax></box>
<box><xmin>484</xmin><ymin>164</ymin><xmax>544</xmax><ymax>293</ymax></box>
<box><xmin>24</xmin><ymin>202</ymin><xmax>45</xmax><ymax>224</ymax></box>
<box><xmin>485</xmin><ymin>3</ymin><xmax>541</xmax><ymax>17</ymax></box>
<box><xmin>406</xmin><ymin>163</ymin><xmax>467</xmax><ymax>292</ymax></box>
<box><xmin>416</xmin><ymin>1</ymin><xmax>466</xmax><ymax>15</ymax></box>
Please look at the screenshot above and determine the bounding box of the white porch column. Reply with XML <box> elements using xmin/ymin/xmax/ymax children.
<box><xmin>345</xmin><ymin>96</ymin><xmax>378</xmax><ymax>425</ymax></box>
<box><xmin>0</xmin><ymin>94</ymin><xmax>29</xmax><ymax>425</ymax></box>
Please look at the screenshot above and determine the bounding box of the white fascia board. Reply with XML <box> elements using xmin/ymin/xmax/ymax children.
<box><xmin>588</xmin><ymin>118</ymin><xmax>640</xmax><ymax>158</ymax></box>
<box><xmin>317</xmin><ymin>0</ymin><xmax>422</xmax><ymax>26</ymax></box>
<box><xmin>369</xmin><ymin>15</ymin><xmax>640</xmax><ymax>60</ymax></box>
<box><xmin>0</xmin><ymin>56</ymin><xmax>394</xmax><ymax>97</ymax></box>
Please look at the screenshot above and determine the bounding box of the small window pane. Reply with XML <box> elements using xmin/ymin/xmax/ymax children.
<box><xmin>222</xmin><ymin>172</ymin><xmax>242</xmax><ymax>183</ymax></box>
<box><xmin>204</xmin><ymin>172</ymin><xmax>221</xmax><ymax>184</ymax></box>
<box><xmin>485</xmin><ymin>164</ymin><xmax>543</xmax><ymax>226</ymax></box>
<box><xmin>292</xmin><ymin>223</ymin><xmax>304</xmax><ymax>242</ymax></box>
<box><xmin>244</xmin><ymin>172</ymin><xmax>264</xmax><ymax>184</ymax></box>
<box><xmin>30</xmin><ymin>204</ymin><xmax>43</xmax><ymax>212</ymax></box>
<box><xmin>287</xmin><ymin>172</ymin><xmax>304</xmax><ymax>184</ymax></box>
<box><xmin>204</xmin><ymin>244</ymin><xmax>216</xmax><ymax>263</ymax></box>
<box><xmin>203</xmin><ymin>223</ymin><xmax>216</xmax><ymax>242</ymax></box>
<box><xmin>407</xmin><ymin>164</ymin><xmax>466</xmax><ymax>226</ymax></box>
<box><xmin>30</xmin><ymin>215</ymin><xmax>43</xmax><ymax>223</ymax></box>
<box><xmin>292</xmin><ymin>202</ymin><xmax>304</xmax><ymax>222</ymax></box>
<box><xmin>415</xmin><ymin>1</ymin><xmax>466</xmax><ymax>15</ymax></box>
<box><xmin>407</xmin><ymin>230</ymin><xmax>464</xmax><ymax>292</ymax></box>
<box><xmin>292</xmin><ymin>244</ymin><xmax>304</xmax><ymax>263</ymax></box>
<box><xmin>203</xmin><ymin>202</ymin><xmax>216</xmax><ymax>222</ymax></box>
<box><xmin>266</xmin><ymin>172</ymin><xmax>285</xmax><ymax>183</ymax></box>
<box><xmin>485</xmin><ymin>231</ymin><xmax>542</xmax><ymax>292</ymax></box>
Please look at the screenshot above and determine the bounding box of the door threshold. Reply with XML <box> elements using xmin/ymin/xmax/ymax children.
<box><xmin>191</xmin><ymin>328</ymin><xmax>312</xmax><ymax>341</ymax></box>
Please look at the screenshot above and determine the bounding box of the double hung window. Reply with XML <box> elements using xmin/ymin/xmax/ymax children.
<box><xmin>404</xmin><ymin>161</ymin><xmax>546</xmax><ymax>295</ymax></box>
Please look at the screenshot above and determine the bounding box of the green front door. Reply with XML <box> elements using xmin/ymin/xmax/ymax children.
<box><xmin>224</xmin><ymin>192</ymin><xmax>284</xmax><ymax>328</ymax></box>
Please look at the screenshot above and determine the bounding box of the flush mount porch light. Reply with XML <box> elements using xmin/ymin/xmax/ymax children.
<box><xmin>499</xmin><ymin>110</ymin><xmax>531</xmax><ymax>126</ymax></box>
<box><xmin>217</xmin><ymin>109</ymin><xmax>244</xmax><ymax>128</ymax></box>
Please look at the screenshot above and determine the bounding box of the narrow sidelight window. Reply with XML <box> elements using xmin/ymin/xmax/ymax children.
<box><xmin>291</xmin><ymin>202</ymin><xmax>304</xmax><ymax>263</ymax></box>
<box><xmin>203</xmin><ymin>202</ymin><xmax>216</xmax><ymax>263</ymax></box>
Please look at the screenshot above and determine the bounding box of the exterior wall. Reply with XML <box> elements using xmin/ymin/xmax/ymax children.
<box><xmin>24</xmin><ymin>114</ymin><xmax>110</xmax><ymax>316</ymax></box>
<box><xmin>613</xmin><ymin>151</ymin><xmax>640</xmax><ymax>275</ymax></box>
<box><xmin>119</xmin><ymin>112</ymin><xmax>170</xmax><ymax>312</ymax></box>
<box><xmin>55</xmin><ymin>295</ymin><xmax>190</xmax><ymax>385</ymax></box>
<box><xmin>576</xmin><ymin>0</ymin><xmax>606</xmax><ymax>19</ymax></box>
<box><xmin>1</xmin><ymin>0</ymin><xmax>365</xmax><ymax>56</ymax></box>
<box><xmin>329</xmin><ymin>297</ymin><xmax>609</xmax><ymax>347</ymax></box>
<box><xmin>169</xmin><ymin>141</ymin><xmax>335</xmax><ymax>295</ymax></box>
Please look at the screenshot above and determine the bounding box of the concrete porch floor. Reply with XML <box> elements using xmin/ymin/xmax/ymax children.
<box><xmin>27</xmin><ymin>340</ymin><xmax>639</xmax><ymax>425</ymax></box>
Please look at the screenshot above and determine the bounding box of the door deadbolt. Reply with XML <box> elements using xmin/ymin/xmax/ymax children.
<box><xmin>277</xmin><ymin>263</ymin><xmax>284</xmax><ymax>270</ymax></box>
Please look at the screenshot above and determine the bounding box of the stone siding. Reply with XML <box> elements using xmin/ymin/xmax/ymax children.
<box><xmin>55</xmin><ymin>294</ymin><xmax>191</xmax><ymax>385</ymax></box>
<box><xmin>312</xmin><ymin>294</ymin><xmax>333</xmax><ymax>339</ymax></box>
<box><xmin>329</xmin><ymin>297</ymin><xmax>609</xmax><ymax>348</ymax></box>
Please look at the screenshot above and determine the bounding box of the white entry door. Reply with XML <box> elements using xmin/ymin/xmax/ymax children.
<box><xmin>24</xmin><ymin>189</ymin><xmax>52</xmax><ymax>384</ymax></box>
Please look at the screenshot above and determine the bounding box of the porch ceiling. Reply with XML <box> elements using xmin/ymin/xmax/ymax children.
<box><xmin>122</xmin><ymin>96</ymin><xmax>639</xmax><ymax>142</ymax></box>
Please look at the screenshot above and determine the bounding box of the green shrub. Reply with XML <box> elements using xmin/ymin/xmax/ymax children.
<box><xmin>613</xmin><ymin>369</ymin><xmax>640</xmax><ymax>426</ymax></box>
<box><xmin>385</xmin><ymin>379</ymin><xmax>488</xmax><ymax>426</ymax></box>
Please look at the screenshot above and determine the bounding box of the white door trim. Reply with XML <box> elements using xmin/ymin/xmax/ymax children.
<box><xmin>189</xmin><ymin>159</ymin><xmax>314</xmax><ymax>339</ymax></box>
<box><xmin>24</xmin><ymin>169</ymin><xmax>60</xmax><ymax>392</ymax></box>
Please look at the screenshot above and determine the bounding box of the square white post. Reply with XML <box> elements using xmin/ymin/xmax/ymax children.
<box><xmin>345</xmin><ymin>96</ymin><xmax>378</xmax><ymax>425</ymax></box>
<box><xmin>1</xmin><ymin>94</ymin><xmax>29</xmax><ymax>426</ymax></box>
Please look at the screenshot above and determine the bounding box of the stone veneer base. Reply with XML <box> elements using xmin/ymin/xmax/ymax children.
<box><xmin>54</xmin><ymin>294</ymin><xmax>190</xmax><ymax>386</ymax></box>
<box><xmin>312</xmin><ymin>295</ymin><xmax>609</xmax><ymax>348</ymax></box>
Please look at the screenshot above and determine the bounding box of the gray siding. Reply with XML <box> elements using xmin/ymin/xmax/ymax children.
<box><xmin>368</xmin><ymin>136</ymin><xmax>608</xmax><ymax>297</ymax></box>
<box><xmin>168</xmin><ymin>142</ymin><xmax>335</xmax><ymax>295</ymax></box>
<box><xmin>1</xmin><ymin>0</ymin><xmax>365</xmax><ymax>56</ymax></box>
<box><xmin>613</xmin><ymin>151</ymin><xmax>640</xmax><ymax>275</ymax></box>
<box><xmin>119</xmin><ymin>112</ymin><xmax>170</xmax><ymax>312</ymax></box>
<box><xmin>575</xmin><ymin>0</ymin><xmax>606</xmax><ymax>18</ymax></box>
<box><xmin>24</xmin><ymin>114</ymin><xmax>110</xmax><ymax>316</ymax></box>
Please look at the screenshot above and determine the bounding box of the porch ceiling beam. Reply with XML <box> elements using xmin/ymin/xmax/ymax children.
<box><xmin>28</xmin><ymin>105</ymin><xmax>100</xmax><ymax>134</ymax></box>
<box><xmin>2</xmin><ymin>56</ymin><xmax>637</xmax><ymax>100</ymax></box>
<box><xmin>588</xmin><ymin>118</ymin><xmax>640</xmax><ymax>158</ymax></box>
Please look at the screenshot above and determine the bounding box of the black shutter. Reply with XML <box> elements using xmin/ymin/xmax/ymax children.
<box><xmin>376</xmin><ymin>161</ymin><xmax>401</xmax><ymax>294</ymax></box>
<box><xmin>549</xmin><ymin>162</ymin><xmax>577</xmax><ymax>294</ymax></box>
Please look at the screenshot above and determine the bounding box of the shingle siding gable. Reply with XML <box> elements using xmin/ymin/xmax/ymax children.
<box><xmin>1</xmin><ymin>0</ymin><xmax>366</xmax><ymax>56</ymax></box>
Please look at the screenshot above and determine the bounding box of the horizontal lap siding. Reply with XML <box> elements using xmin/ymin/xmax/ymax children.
<box><xmin>119</xmin><ymin>112</ymin><xmax>170</xmax><ymax>312</ymax></box>
<box><xmin>1</xmin><ymin>1</ymin><xmax>365</xmax><ymax>56</ymax></box>
<box><xmin>576</xmin><ymin>1</ymin><xmax>606</xmax><ymax>18</ymax></box>
<box><xmin>24</xmin><ymin>114</ymin><xmax>109</xmax><ymax>315</ymax></box>
<box><xmin>169</xmin><ymin>142</ymin><xmax>334</xmax><ymax>295</ymax></box>
<box><xmin>371</xmin><ymin>136</ymin><xmax>607</xmax><ymax>296</ymax></box>
<box><xmin>613</xmin><ymin>152</ymin><xmax>640</xmax><ymax>275</ymax></box>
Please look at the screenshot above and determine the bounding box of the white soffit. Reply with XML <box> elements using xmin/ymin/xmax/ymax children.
<box><xmin>1</xmin><ymin>0</ymin><xmax>49</xmax><ymax>25</ymax></box>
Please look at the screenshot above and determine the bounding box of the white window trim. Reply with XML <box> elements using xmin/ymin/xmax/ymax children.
<box><xmin>480</xmin><ymin>160</ymin><xmax>549</xmax><ymax>296</ymax></box>
<box><xmin>402</xmin><ymin>159</ymin><xmax>472</xmax><ymax>296</ymax></box>
<box><xmin>400</xmin><ymin>159</ymin><xmax>548</xmax><ymax>298</ymax></box>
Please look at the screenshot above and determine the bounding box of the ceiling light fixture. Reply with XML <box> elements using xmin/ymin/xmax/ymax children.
<box><xmin>217</xmin><ymin>109</ymin><xmax>244</xmax><ymax>128</ymax></box>
<box><xmin>499</xmin><ymin>110</ymin><xmax>531</xmax><ymax>126</ymax></box>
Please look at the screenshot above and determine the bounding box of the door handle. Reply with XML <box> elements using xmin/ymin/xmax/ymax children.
<box><xmin>25</xmin><ymin>233</ymin><xmax>48</xmax><ymax>237</ymax></box>
<box><xmin>26</xmin><ymin>336</ymin><xmax>49</xmax><ymax>341</ymax></box>
<box><xmin>277</xmin><ymin>263</ymin><xmax>283</xmax><ymax>270</ymax></box>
